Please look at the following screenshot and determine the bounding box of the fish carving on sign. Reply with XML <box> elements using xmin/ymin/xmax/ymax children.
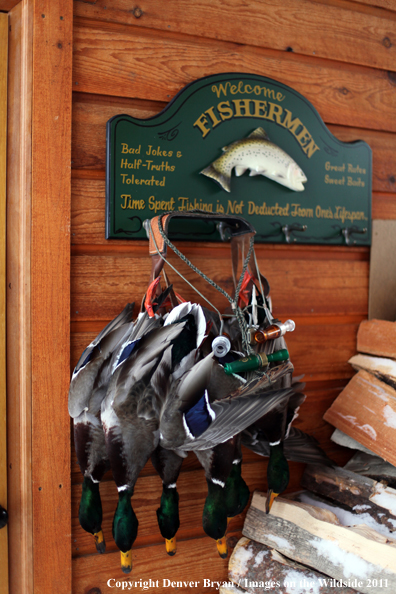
<box><xmin>200</xmin><ymin>127</ymin><xmax>307</xmax><ymax>193</ymax></box>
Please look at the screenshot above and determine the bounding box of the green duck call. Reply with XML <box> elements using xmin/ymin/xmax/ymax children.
<box><xmin>223</xmin><ymin>348</ymin><xmax>289</xmax><ymax>375</ymax></box>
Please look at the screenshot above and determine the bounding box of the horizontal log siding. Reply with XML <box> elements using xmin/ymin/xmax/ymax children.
<box><xmin>70</xmin><ymin>1</ymin><xmax>395</xmax><ymax>590</ymax></box>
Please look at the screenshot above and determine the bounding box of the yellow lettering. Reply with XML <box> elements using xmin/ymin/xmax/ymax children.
<box><xmin>232</xmin><ymin>99</ymin><xmax>252</xmax><ymax>117</ymax></box>
<box><xmin>252</xmin><ymin>100</ymin><xmax>268</xmax><ymax>118</ymax></box>
<box><xmin>304</xmin><ymin>139</ymin><xmax>320</xmax><ymax>158</ymax></box>
<box><xmin>193</xmin><ymin>113</ymin><xmax>211</xmax><ymax>138</ymax></box>
<box><xmin>205</xmin><ymin>106</ymin><xmax>222</xmax><ymax>128</ymax></box>
<box><xmin>218</xmin><ymin>101</ymin><xmax>234</xmax><ymax>121</ymax></box>
<box><xmin>267</xmin><ymin>102</ymin><xmax>283</xmax><ymax>124</ymax></box>
<box><xmin>296</xmin><ymin>126</ymin><xmax>311</xmax><ymax>146</ymax></box>
<box><xmin>282</xmin><ymin>110</ymin><xmax>303</xmax><ymax>135</ymax></box>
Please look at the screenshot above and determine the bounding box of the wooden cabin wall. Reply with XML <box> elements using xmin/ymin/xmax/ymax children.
<box><xmin>70</xmin><ymin>1</ymin><xmax>396</xmax><ymax>592</ymax></box>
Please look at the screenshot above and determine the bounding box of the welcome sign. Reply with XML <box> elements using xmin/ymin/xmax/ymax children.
<box><xmin>106</xmin><ymin>73</ymin><xmax>371</xmax><ymax>245</ymax></box>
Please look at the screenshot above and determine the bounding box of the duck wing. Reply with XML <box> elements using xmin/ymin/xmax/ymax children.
<box><xmin>182</xmin><ymin>386</ymin><xmax>295</xmax><ymax>451</ymax></box>
<box><xmin>69</xmin><ymin>304</ymin><xmax>135</xmax><ymax>418</ymax></box>
<box><xmin>283</xmin><ymin>427</ymin><xmax>335</xmax><ymax>466</ymax></box>
<box><xmin>241</xmin><ymin>426</ymin><xmax>334</xmax><ymax>467</ymax></box>
<box><xmin>73</xmin><ymin>303</ymin><xmax>135</xmax><ymax>377</ymax></box>
<box><xmin>103</xmin><ymin>320</ymin><xmax>189</xmax><ymax>418</ymax></box>
<box><xmin>160</xmin><ymin>356</ymin><xmax>294</xmax><ymax>451</ymax></box>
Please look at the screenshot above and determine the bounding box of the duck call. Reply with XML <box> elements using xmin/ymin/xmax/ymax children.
<box><xmin>223</xmin><ymin>348</ymin><xmax>289</xmax><ymax>375</ymax></box>
<box><xmin>249</xmin><ymin>319</ymin><xmax>295</xmax><ymax>344</ymax></box>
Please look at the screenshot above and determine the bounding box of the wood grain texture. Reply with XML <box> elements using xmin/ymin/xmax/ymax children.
<box><xmin>0</xmin><ymin>0</ymin><xmax>20</xmax><ymax>10</ymax></box>
<box><xmin>73</xmin><ymin>0</ymin><xmax>396</xmax><ymax>72</ymax></box>
<box><xmin>0</xmin><ymin>12</ymin><xmax>8</xmax><ymax>594</ymax></box>
<box><xmin>324</xmin><ymin>369</ymin><xmax>396</xmax><ymax>466</ymax></box>
<box><xmin>73</xmin><ymin>534</ymin><xmax>233</xmax><ymax>594</ymax></box>
<box><xmin>68</xmin><ymin>0</ymin><xmax>395</xmax><ymax>588</ymax></box>
<box><xmin>357</xmin><ymin>319</ymin><xmax>396</xmax><ymax>358</ymax></box>
<box><xmin>30</xmin><ymin>1</ymin><xmax>73</xmax><ymax>593</ymax></box>
<box><xmin>70</xmin><ymin>249</ymin><xmax>368</xmax><ymax>320</ymax></box>
<box><xmin>330</xmin><ymin>125</ymin><xmax>396</xmax><ymax>195</ymax></box>
<box><xmin>72</xmin><ymin>20</ymin><xmax>396</xmax><ymax>133</ymax></box>
<box><xmin>6</xmin><ymin>3</ymin><xmax>33</xmax><ymax>593</ymax></box>
<box><xmin>228</xmin><ymin>538</ymin><xmax>362</xmax><ymax>594</ymax></box>
<box><xmin>301</xmin><ymin>464</ymin><xmax>396</xmax><ymax>533</ymax></box>
<box><xmin>348</xmin><ymin>0</ymin><xmax>396</xmax><ymax>12</ymax></box>
<box><xmin>372</xmin><ymin>193</ymin><xmax>396</xmax><ymax>219</ymax></box>
<box><xmin>243</xmin><ymin>492</ymin><xmax>396</xmax><ymax>594</ymax></box>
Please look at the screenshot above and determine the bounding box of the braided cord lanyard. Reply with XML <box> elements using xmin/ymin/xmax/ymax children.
<box><xmin>156</xmin><ymin>215</ymin><xmax>255</xmax><ymax>355</ymax></box>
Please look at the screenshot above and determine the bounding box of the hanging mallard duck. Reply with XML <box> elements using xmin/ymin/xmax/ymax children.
<box><xmin>69</xmin><ymin>210</ymin><xmax>332</xmax><ymax>574</ymax></box>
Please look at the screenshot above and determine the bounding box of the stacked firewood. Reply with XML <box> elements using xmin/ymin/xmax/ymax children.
<box><xmin>220</xmin><ymin>319</ymin><xmax>396</xmax><ymax>594</ymax></box>
<box><xmin>324</xmin><ymin>319</ymin><xmax>396</xmax><ymax>465</ymax></box>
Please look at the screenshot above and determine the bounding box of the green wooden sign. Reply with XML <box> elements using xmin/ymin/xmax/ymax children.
<box><xmin>106</xmin><ymin>73</ymin><xmax>371</xmax><ymax>245</ymax></box>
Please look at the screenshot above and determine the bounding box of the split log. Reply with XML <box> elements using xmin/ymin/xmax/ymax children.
<box><xmin>242</xmin><ymin>491</ymin><xmax>396</xmax><ymax>594</ymax></box>
<box><xmin>323</xmin><ymin>369</ymin><xmax>396</xmax><ymax>466</ymax></box>
<box><xmin>297</xmin><ymin>486</ymin><xmax>396</xmax><ymax>541</ymax></box>
<box><xmin>301</xmin><ymin>464</ymin><xmax>396</xmax><ymax>532</ymax></box>
<box><xmin>349</xmin><ymin>353</ymin><xmax>396</xmax><ymax>390</ymax></box>
<box><xmin>357</xmin><ymin>320</ymin><xmax>396</xmax><ymax>359</ymax></box>
<box><xmin>344</xmin><ymin>451</ymin><xmax>396</xmax><ymax>489</ymax></box>
<box><xmin>227</xmin><ymin>537</ymin><xmax>363</xmax><ymax>594</ymax></box>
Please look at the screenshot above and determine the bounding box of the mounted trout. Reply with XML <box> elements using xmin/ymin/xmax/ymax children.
<box><xmin>200</xmin><ymin>127</ymin><xmax>307</xmax><ymax>193</ymax></box>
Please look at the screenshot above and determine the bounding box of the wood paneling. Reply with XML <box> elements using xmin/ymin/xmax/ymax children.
<box><xmin>70</xmin><ymin>249</ymin><xmax>368</xmax><ymax>321</ymax></box>
<box><xmin>30</xmin><ymin>1</ymin><xmax>73</xmax><ymax>593</ymax></box>
<box><xmin>0</xmin><ymin>0</ymin><xmax>20</xmax><ymax>10</ymax></box>
<box><xmin>67</xmin><ymin>0</ymin><xmax>395</xmax><ymax>590</ymax></box>
<box><xmin>6</xmin><ymin>3</ymin><xmax>33</xmax><ymax>593</ymax></box>
<box><xmin>372</xmin><ymin>193</ymin><xmax>396</xmax><ymax>219</ymax></box>
<box><xmin>0</xmin><ymin>11</ymin><xmax>8</xmax><ymax>594</ymax></box>
<box><xmin>349</xmin><ymin>0</ymin><xmax>396</xmax><ymax>12</ymax></box>
<box><xmin>73</xmin><ymin>534</ymin><xmax>231</xmax><ymax>594</ymax></box>
<box><xmin>73</xmin><ymin>20</ymin><xmax>396</xmax><ymax>133</ymax></box>
<box><xmin>73</xmin><ymin>0</ymin><xmax>396</xmax><ymax>72</ymax></box>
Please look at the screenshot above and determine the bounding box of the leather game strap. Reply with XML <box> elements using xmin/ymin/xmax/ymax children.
<box><xmin>144</xmin><ymin>211</ymin><xmax>256</xmax><ymax>257</ymax></box>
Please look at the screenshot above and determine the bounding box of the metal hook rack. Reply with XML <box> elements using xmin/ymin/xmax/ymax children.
<box><xmin>342</xmin><ymin>226</ymin><xmax>368</xmax><ymax>246</ymax></box>
<box><xmin>282</xmin><ymin>223</ymin><xmax>308</xmax><ymax>244</ymax></box>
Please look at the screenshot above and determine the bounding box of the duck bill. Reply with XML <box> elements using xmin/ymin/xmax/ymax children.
<box><xmin>216</xmin><ymin>537</ymin><xmax>228</xmax><ymax>559</ymax></box>
<box><xmin>93</xmin><ymin>529</ymin><xmax>106</xmax><ymax>554</ymax></box>
<box><xmin>165</xmin><ymin>537</ymin><xmax>177</xmax><ymax>556</ymax></box>
<box><xmin>121</xmin><ymin>549</ymin><xmax>132</xmax><ymax>573</ymax></box>
<box><xmin>265</xmin><ymin>490</ymin><xmax>279</xmax><ymax>514</ymax></box>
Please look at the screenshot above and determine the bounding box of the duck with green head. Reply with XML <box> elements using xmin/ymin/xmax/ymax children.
<box><xmin>151</xmin><ymin>445</ymin><xmax>184</xmax><ymax>556</ymax></box>
<box><xmin>242</xmin><ymin>396</ymin><xmax>335</xmax><ymax>513</ymax></box>
<box><xmin>68</xmin><ymin>302</ymin><xmax>136</xmax><ymax>553</ymax></box>
<box><xmin>102</xmin><ymin>302</ymin><xmax>206</xmax><ymax>572</ymax></box>
<box><xmin>159</xmin><ymin>352</ymin><xmax>295</xmax><ymax>557</ymax></box>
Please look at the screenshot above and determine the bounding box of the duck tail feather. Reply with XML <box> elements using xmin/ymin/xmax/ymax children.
<box><xmin>283</xmin><ymin>427</ymin><xmax>335</xmax><ymax>467</ymax></box>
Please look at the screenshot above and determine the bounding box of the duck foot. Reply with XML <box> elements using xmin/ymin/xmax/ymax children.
<box><xmin>94</xmin><ymin>530</ymin><xmax>106</xmax><ymax>554</ymax></box>
<box><xmin>121</xmin><ymin>550</ymin><xmax>132</xmax><ymax>573</ymax></box>
<box><xmin>216</xmin><ymin>537</ymin><xmax>228</xmax><ymax>559</ymax></box>
<box><xmin>165</xmin><ymin>537</ymin><xmax>177</xmax><ymax>556</ymax></box>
